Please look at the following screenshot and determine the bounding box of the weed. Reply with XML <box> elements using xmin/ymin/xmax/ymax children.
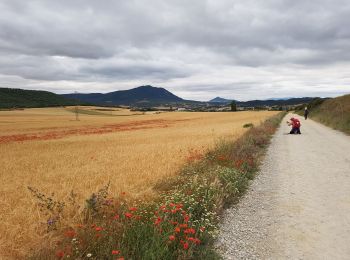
<box><xmin>27</xmin><ymin>186</ymin><xmax>65</xmax><ymax>231</ymax></box>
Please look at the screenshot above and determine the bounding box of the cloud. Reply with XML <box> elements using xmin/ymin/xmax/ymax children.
<box><xmin>0</xmin><ymin>0</ymin><xmax>349</xmax><ymax>100</ymax></box>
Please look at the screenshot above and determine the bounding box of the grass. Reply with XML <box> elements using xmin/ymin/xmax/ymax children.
<box><xmin>28</xmin><ymin>112</ymin><xmax>285</xmax><ymax>260</ymax></box>
<box><xmin>0</xmin><ymin>107</ymin><xmax>278</xmax><ymax>259</ymax></box>
<box><xmin>296</xmin><ymin>94</ymin><xmax>350</xmax><ymax>134</ymax></box>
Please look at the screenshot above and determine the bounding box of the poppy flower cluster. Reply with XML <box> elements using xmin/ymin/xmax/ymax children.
<box><xmin>153</xmin><ymin>201</ymin><xmax>203</xmax><ymax>251</ymax></box>
<box><xmin>54</xmin><ymin>191</ymin><xmax>208</xmax><ymax>259</ymax></box>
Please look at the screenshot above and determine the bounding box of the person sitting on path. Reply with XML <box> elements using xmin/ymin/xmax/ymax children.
<box><xmin>287</xmin><ymin>117</ymin><xmax>301</xmax><ymax>134</ymax></box>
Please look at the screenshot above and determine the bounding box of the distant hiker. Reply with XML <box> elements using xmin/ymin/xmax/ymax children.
<box><xmin>304</xmin><ymin>107</ymin><xmax>309</xmax><ymax>120</ymax></box>
<box><xmin>287</xmin><ymin>117</ymin><xmax>301</xmax><ymax>134</ymax></box>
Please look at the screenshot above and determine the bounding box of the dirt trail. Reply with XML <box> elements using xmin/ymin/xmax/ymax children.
<box><xmin>216</xmin><ymin>114</ymin><xmax>350</xmax><ymax>259</ymax></box>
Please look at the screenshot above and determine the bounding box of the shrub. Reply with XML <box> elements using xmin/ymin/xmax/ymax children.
<box><xmin>243</xmin><ymin>123</ymin><xmax>254</xmax><ymax>128</ymax></box>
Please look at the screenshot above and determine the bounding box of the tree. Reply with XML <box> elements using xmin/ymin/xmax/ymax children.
<box><xmin>230</xmin><ymin>101</ymin><xmax>237</xmax><ymax>111</ymax></box>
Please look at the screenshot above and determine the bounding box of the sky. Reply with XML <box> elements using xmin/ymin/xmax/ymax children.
<box><xmin>0</xmin><ymin>0</ymin><xmax>350</xmax><ymax>101</ymax></box>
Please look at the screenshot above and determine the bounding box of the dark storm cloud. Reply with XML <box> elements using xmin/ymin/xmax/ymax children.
<box><xmin>0</xmin><ymin>0</ymin><xmax>349</xmax><ymax>100</ymax></box>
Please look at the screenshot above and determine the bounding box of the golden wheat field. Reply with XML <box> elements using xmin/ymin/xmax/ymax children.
<box><xmin>0</xmin><ymin>107</ymin><xmax>277</xmax><ymax>259</ymax></box>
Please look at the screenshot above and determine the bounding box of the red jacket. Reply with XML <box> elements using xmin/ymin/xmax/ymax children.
<box><xmin>291</xmin><ymin>118</ymin><xmax>301</xmax><ymax>128</ymax></box>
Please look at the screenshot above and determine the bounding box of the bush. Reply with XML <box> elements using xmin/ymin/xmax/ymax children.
<box><xmin>243</xmin><ymin>123</ymin><xmax>254</xmax><ymax>128</ymax></box>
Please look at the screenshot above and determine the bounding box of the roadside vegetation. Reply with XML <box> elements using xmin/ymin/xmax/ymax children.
<box><xmin>29</xmin><ymin>112</ymin><xmax>285</xmax><ymax>259</ymax></box>
<box><xmin>296</xmin><ymin>94</ymin><xmax>350</xmax><ymax>134</ymax></box>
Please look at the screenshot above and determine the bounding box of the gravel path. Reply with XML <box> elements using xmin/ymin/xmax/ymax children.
<box><xmin>216</xmin><ymin>114</ymin><xmax>350</xmax><ymax>259</ymax></box>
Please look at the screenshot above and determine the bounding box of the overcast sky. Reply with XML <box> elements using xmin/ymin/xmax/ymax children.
<box><xmin>1</xmin><ymin>0</ymin><xmax>350</xmax><ymax>101</ymax></box>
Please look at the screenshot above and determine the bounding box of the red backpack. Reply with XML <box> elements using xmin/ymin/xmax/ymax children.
<box><xmin>293</xmin><ymin>119</ymin><xmax>301</xmax><ymax>128</ymax></box>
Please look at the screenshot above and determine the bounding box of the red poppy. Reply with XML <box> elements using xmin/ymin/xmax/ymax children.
<box><xmin>117</xmin><ymin>257</ymin><xmax>124</xmax><ymax>260</ymax></box>
<box><xmin>124</xmin><ymin>212</ymin><xmax>133</xmax><ymax>218</ymax></box>
<box><xmin>112</xmin><ymin>250</ymin><xmax>120</xmax><ymax>255</ymax></box>
<box><xmin>154</xmin><ymin>217</ymin><xmax>162</xmax><ymax>225</ymax></box>
<box><xmin>184</xmin><ymin>228</ymin><xmax>196</xmax><ymax>234</ymax></box>
<box><xmin>169</xmin><ymin>235</ymin><xmax>175</xmax><ymax>241</ymax></box>
<box><xmin>175</xmin><ymin>227</ymin><xmax>181</xmax><ymax>233</ymax></box>
<box><xmin>56</xmin><ymin>250</ymin><xmax>64</xmax><ymax>258</ymax></box>
<box><xmin>187</xmin><ymin>237</ymin><xmax>200</xmax><ymax>244</ymax></box>
<box><xmin>176</xmin><ymin>204</ymin><xmax>183</xmax><ymax>209</ymax></box>
<box><xmin>121</xmin><ymin>192</ymin><xmax>126</xmax><ymax>196</ymax></box>
<box><xmin>171</xmin><ymin>209</ymin><xmax>177</xmax><ymax>214</ymax></box>
<box><xmin>179</xmin><ymin>224</ymin><xmax>188</xmax><ymax>229</ymax></box>
<box><xmin>113</xmin><ymin>214</ymin><xmax>120</xmax><ymax>220</ymax></box>
<box><xmin>129</xmin><ymin>207</ymin><xmax>137</xmax><ymax>211</ymax></box>
<box><xmin>95</xmin><ymin>227</ymin><xmax>103</xmax><ymax>231</ymax></box>
<box><xmin>183</xmin><ymin>242</ymin><xmax>189</xmax><ymax>250</ymax></box>
<box><xmin>184</xmin><ymin>216</ymin><xmax>190</xmax><ymax>223</ymax></box>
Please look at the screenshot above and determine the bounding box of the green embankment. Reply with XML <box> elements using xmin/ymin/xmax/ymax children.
<box><xmin>297</xmin><ymin>94</ymin><xmax>350</xmax><ymax>134</ymax></box>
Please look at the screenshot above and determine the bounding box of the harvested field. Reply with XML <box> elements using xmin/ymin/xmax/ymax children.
<box><xmin>0</xmin><ymin>107</ymin><xmax>277</xmax><ymax>259</ymax></box>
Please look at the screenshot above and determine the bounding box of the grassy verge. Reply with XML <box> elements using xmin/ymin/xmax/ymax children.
<box><xmin>30</xmin><ymin>112</ymin><xmax>286</xmax><ymax>260</ymax></box>
<box><xmin>296</xmin><ymin>94</ymin><xmax>350</xmax><ymax>135</ymax></box>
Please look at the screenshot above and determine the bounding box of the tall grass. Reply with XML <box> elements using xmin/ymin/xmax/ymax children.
<box><xmin>30</xmin><ymin>112</ymin><xmax>286</xmax><ymax>259</ymax></box>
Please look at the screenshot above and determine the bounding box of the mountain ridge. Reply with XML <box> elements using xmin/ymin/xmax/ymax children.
<box><xmin>1</xmin><ymin>85</ymin><xmax>320</xmax><ymax>109</ymax></box>
<box><xmin>63</xmin><ymin>85</ymin><xmax>184</xmax><ymax>106</ymax></box>
<box><xmin>209</xmin><ymin>97</ymin><xmax>234</xmax><ymax>103</ymax></box>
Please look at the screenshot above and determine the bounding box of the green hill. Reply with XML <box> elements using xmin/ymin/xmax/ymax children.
<box><xmin>297</xmin><ymin>94</ymin><xmax>350</xmax><ymax>134</ymax></box>
<box><xmin>0</xmin><ymin>88</ymin><xmax>79</xmax><ymax>109</ymax></box>
<box><xmin>62</xmin><ymin>85</ymin><xmax>184</xmax><ymax>106</ymax></box>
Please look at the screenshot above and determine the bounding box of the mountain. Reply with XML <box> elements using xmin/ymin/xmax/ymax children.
<box><xmin>209</xmin><ymin>97</ymin><xmax>233</xmax><ymax>103</ymax></box>
<box><xmin>0</xmin><ymin>86</ymin><xmax>319</xmax><ymax>109</ymax></box>
<box><xmin>62</xmin><ymin>85</ymin><xmax>184</xmax><ymax>106</ymax></box>
<box><xmin>0</xmin><ymin>88</ymin><xmax>78</xmax><ymax>109</ymax></box>
<box><xmin>265</xmin><ymin>97</ymin><xmax>293</xmax><ymax>101</ymax></box>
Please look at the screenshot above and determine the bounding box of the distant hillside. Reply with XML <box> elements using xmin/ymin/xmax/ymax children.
<box><xmin>0</xmin><ymin>88</ymin><xmax>78</xmax><ymax>109</ymax></box>
<box><xmin>297</xmin><ymin>94</ymin><xmax>350</xmax><ymax>134</ymax></box>
<box><xmin>63</xmin><ymin>85</ymin><xmax>184</xmax><ymax>106</ymax></box>
<box><xmin>208</xmin><ymin>96</ymin><xmax>315</xmax><ymax>107</ymax></box>
<box><xmin>209</xmin><ymin>97</ymin><xmax>233</xmax><ymax>103</ymax></box>
<box><xmin>237</xmin><ymin>97</ymin><xmax>315</xmax><ymax>107</ymax></box>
